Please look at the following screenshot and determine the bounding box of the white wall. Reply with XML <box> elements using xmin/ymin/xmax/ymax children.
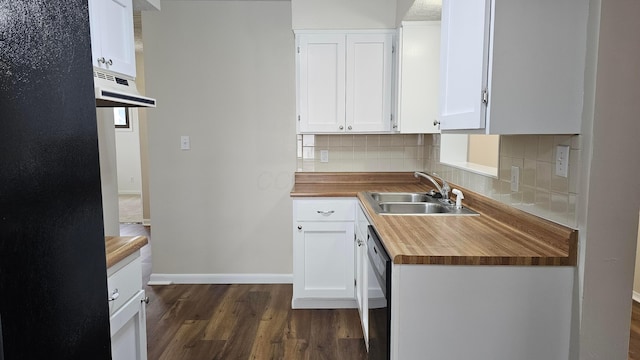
<box><xmin>142</xmin><ymin>1</ymin><xmax>296</xmax><ymax>277</ymax></box>
<box><xmin>115</xmin><ymin>109</ymin><xmax>143</xmax><ymax>195</ymax></box>
<box><xmin>578</xmin><ymin>0</ymin><xmax>640</xmax><ymax>358</ymax></box>
<box><xmin>291</xmin><ymin>0</ymin><xmax>396</xmax><ymax>29</ymax></box>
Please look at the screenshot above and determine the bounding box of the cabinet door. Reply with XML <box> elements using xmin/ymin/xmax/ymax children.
<box><xmin>355</xmin><ymin>206</ymin><xmax>370</xmax><ymax>347</ymax></box>
<box><xmin>89</xmin><ymin>0</ymin><xmax>136</xmax><ymax>77</ymax></box>
<box><xmin>346</xmin><ymin>34</ymin><xmax>393</xmax><ymax>132</ymax></box>
<box><xmin>297</xmin><ymin>34</ymin><xmax>346</xmax><ymax>133</ymax></box>
<box><xmin>396</xmin><ymin>22</ymin><xmax>441</xmax><ymax>134</ymax></box>
<box><xmin>486</xmin><ymin>0</ymin><xmax>587</xmax><ymax>134</ymax></box>
<box><xmin>438</xmin><ymin>0</ymin><xmax>491</xmax><ymax>131</ymax></box>
<box><xmin>88</xmin><ymin>0</ymin><xmax>104</xmax><ymax>69</ymax></box>
<box><xmin>110</xmin><ymin>290</ymin><xmax>148</xmax><ymax>360</ymax></box>
<box><xmin>294</xmin><ymin>222</ymin><xmax>355</xmax><ymax>299</ymax></box>
<box><xmin>355</xmin><ymin>231</ymin><xmax>369</xmax><ymax>348</ymax></box>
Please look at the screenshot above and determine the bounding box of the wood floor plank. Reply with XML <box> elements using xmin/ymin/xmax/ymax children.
<box><xmin>283</xmin><ymin>339</ymin><xmax>310</xmax><ymax>360</ymax></box>
<box><xmin>630</xmin><ymin>300</ymin><xmax>640</xmax><ymax>360</ymax></box>
<box><xmin>308</xmin><ymin>310</ymin><xmax>339</xmax><ymax>360</ymax></box>
<box><xmin>158</xmin><ymin>320</ymin><xmax>209</xmax><ymax>360</ymax></box>
<box><xmin>202</xmin><ymin>284</ymin><xmax>249</xmax><ymax>341</ymax></box>
<box><xmin>185</xmin><ymin>340</ymin><xmax>226</xmax><ymax>360</ymax></box>
<box><xmin>337</xmin><ymin>338</ymin><xmax>368</xmax><ymax>360</ymax></box>
<box><xmin>336</xmin><ymin>309</ymin><xmax>365</xmax><ymax>340</ymax></box>
<box><xmin>249</xmin><ymin>284</ymin><xmax>291</xmax><ymax>359</ymax></box>
<box><xmin>286</xmin><ymin>309</ymin><xmax>312</xmax><ymax>341</ymax></box>
<box><xmin>216</xmin><ymin>289</ymin><xmax>271</xmax><ymax>359</ymax></box>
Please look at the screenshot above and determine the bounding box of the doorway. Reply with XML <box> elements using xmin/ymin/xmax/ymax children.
<box><xmin>115</xmin><ymin>107</ymin><xmax>145</xmax><ymax>224</ymax></box>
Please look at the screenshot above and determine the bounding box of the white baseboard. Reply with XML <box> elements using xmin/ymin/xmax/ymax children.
<box><xmin>148</xmin><ymin>273</ymin><xmax>293</xmax><ymax>285</ymax></box>
<box><xmin>291</xmin><ymin>298</ymin><xmax>357</xmax><ymax>309</ymax></box>
<box><xmin>633</xmin><ymin>291</ymin><xmax>640</xmax><ymax>303</ymax></box>
<box><xmin>147</xmin><ymin>280</ymin><xmax>172</xmax><ymax>286</ymax></box>
<box><xmin>118</xmin><ymin>191</ymin><xmax>142</xmax><ymax>196</ymax></box>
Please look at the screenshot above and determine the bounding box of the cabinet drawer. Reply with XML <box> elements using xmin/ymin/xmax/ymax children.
<box><xmin>107</xmin><ymin>256</ymin><xmax>142</xmax><ymax>315</ymax></box>
<box><xmin>294</xmin><ymin>199</ymin><xmax>355</xmax><ymax>221</ymax></box>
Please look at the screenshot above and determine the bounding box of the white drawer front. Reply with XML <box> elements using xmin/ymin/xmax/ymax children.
<box><xmin>107</xmin><ymin>256</ymin><xmax>142</xmax><ymax>315</ymax></box>
<box><xmin>295</xmin><ymin>199</ymin><xmax>355</xmax><ymax>221</ymax></box>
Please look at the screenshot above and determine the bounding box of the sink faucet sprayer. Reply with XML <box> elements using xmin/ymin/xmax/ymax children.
<box><xmin>452</xmin><ymin>189</ymin><xmax>464</xmax><ymax>209</ymax></box>
<box><xmin>414</xmin><ymin>172</ymin><xmax>451</xmax><ymax>200</ymax></box>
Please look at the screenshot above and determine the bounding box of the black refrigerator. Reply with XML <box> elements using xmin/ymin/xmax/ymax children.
<box><xmin>0</xmin><ymin>1</ymin><xmax>112</xmax><ymax>358</ymax></box>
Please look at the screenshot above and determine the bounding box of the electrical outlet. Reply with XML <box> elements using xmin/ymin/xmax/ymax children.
<box><xmin>556</xmin><ymin>145</ymin><xmax>570</xmax><ymax>178</ymax></box>
<box><xmin>180</xmin><ymin>135</ymin><xmax>190</xmax><ymax>150</ymax></box>
<box><xmin>511</xmin><ymin>166</ymin><xmax>520</xmax><ymax>192</ymax></box>
<box><xmin>320</xmin><ymin>150</ymin><xmax>329</xmax><ymax>163</ymax></box>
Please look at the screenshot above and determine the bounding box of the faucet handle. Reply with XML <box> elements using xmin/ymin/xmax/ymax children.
<box><xmin>432</xmin><ymin>173</ymin><xmax>450</xmax><ymax>198</ymax></box>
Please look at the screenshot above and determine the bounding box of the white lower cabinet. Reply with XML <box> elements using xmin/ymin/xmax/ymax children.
<box><xmin>107</xmin><ymin>253</ymin><xmax>147</xmax><ymax>360</ymax></box>
<box><xmin>293</xmin><ymin>198</ymin><xmax>356</xmax><ymax>309</ymax></box>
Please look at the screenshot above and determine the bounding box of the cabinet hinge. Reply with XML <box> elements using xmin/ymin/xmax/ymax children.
<box><xmin>297</xmin><ymin>115</ymin><xmax>300</xmax><ymax>121</ymax></box>
<box><xmin>354</xmin><ymin>279</ymin><xmax>357</xmax><ymax>287</ymax></box>
<box><xmin>482</xmin><ymin>89</ymin><xmax>489</xmax><ymax>105</ymax></box>
<box><xmin>392</xmin><ymin>45</ymin><xmax>395</xmax><ymax>54</ymax></box>
<box><xmin>297</xmin><ymin>46</ymin><xmax>300</xmax><ymax>54</ymax></box>
<box><xmin>390</xmin><ymin>114</ymin><xmax>393</xmax><ymax>122</ymax></box>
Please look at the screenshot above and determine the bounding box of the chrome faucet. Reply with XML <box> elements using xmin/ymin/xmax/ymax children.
<box><xmin>414</xmin><ymin>171</ymin><xmax>451</xmax><ymax>200</ymax></box>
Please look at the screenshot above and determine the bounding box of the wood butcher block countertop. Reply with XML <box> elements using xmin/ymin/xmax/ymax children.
<box><xmin>105</xmin><ymin>235</ymin><xmax>148</xmax><ymax>268</ymax></box>
<box><xmin>291</xmin><ymin>172</ymin><xmax>577</xmax><ymax>266</ymax></box>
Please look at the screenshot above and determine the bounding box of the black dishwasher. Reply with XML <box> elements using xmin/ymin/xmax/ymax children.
<box><xmin>367</xmin><ymin>226</ymin><xmax>391</xmax><ymax>360</ymax></box>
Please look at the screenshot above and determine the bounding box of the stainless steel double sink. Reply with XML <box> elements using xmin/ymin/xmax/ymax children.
<box><xmin>363</xmin><ymin>192</ymin><xmax>479</xmax><ymax>216</ymax></box>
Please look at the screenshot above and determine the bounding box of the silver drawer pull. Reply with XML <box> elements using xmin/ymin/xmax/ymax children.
<box><xmin>108</xmin><ymin>288</ymin><xmax>120</xmax><ymax>302</ymax></box>
<box><xmin>316</xmin><ymin>210</ymin><xmax>335</xmax><ymax>216</ymax></box>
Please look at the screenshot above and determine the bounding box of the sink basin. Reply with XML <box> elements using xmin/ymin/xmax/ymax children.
<box><xmin>378</xmin><ymin>202</ymin><xmax>478</xmax><ymax>216</ymax></box>
<box><xmin>369</xmin><ymin>192</ymin><xmax>435</xmax><ymax>203</ymax></box>
<box><xmin>380</xmin><ymin>202</ymin><xmax>449</xmax><ymax>214</ymax></box>
<box><xmin>362</xmin><ymin>192</ymin><xmax>479</xmax><ymax>216</ymax></box>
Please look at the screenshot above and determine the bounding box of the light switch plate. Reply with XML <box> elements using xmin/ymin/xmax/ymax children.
<box><xmin>320</xmin><ymin>150</ymin><xmax>329</xmax><ymax>163</ymax></box>
<box><xmin>511</xmin><ymin>166</ymin><xmax>519</xmax><ymax>192</ymax></box>
<box><xmin>555</xmin><ymin>145</ymin><xmax>570</xmax><ymax>178</ymax></box>
<box><xmin>180</xmin><ymin>135</ymin><xmax>190</xmax><ymax>150</ymax></box>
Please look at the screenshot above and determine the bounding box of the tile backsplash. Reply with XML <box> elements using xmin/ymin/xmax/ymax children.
<box><xmin>424</xmin><ymin>134</ymin><xmax>580</xmax><ymax>228</ymax></box>
<box><xmin>296</xmin><ymin>133</ymin><xmax>580</xmax><ymax>228</ymax></box>
<box><xmin>296</xmin><ymin>134</ymin><xmax>426</xmax><ymax>172</ymax></box>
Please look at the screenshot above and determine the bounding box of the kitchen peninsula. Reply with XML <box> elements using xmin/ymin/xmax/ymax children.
<box><xmin>291</xmin><ymin>172</ymin><xmax>577</xmax><ymax>360</ymax></box>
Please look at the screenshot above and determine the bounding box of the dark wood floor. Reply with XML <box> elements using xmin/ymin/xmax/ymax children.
<box><xmin>119</xmin><ymin>224</ymin><xmax>368</xmax><ymax>360</ymax></box>
<box><xmin>630</xmin><ymin>301</ymin><xmax>640</xmax><ymax>360</ymax></box>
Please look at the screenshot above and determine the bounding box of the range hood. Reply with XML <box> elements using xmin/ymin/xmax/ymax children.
<box><xmin>94</xmin><ymin>68</ymin><xmax>156</xmax><ymax>108</ymax></box>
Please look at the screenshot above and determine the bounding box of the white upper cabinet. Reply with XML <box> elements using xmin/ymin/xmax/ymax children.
<box><xmin>88</xmin><ymin>0</ymin><xmax>137</xmax><ymax>77</ymax></box>
<box><xmin>439</xmin><ymin>0</ymin><xmax>588</xmax><ymax>134</ymax></box>
<box><xmin>296</xmin><ymin>31</ymin><xmax>394</xmax><ymax>134</ymax></box>
<box><xmin>394</xmin><ymin>21</ymin><xmax>441</xmax><ymax>134</ymax></box>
